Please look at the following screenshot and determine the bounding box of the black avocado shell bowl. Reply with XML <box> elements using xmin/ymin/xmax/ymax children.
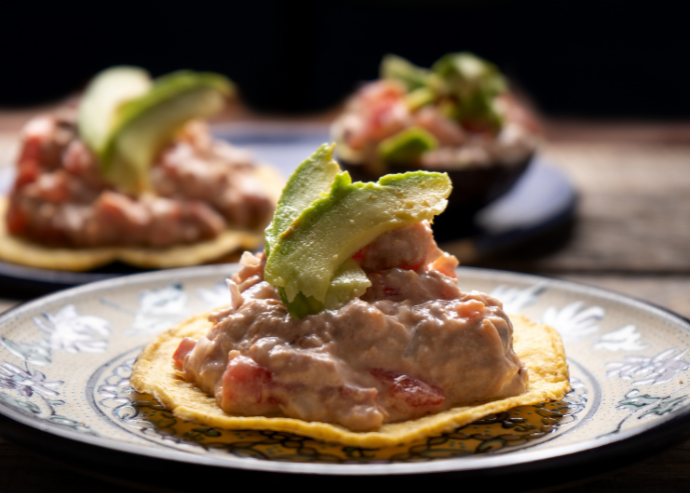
<box><xmin>339</xmin><ymin>153</ymin><xmax>533</xmax><ymax>241</ymax></box>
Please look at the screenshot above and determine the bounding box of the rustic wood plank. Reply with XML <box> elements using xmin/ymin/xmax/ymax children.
<box><xmin>478</xmin><ymin>143</ymin><xmax>690</xmax><ymax>273</ymax></box>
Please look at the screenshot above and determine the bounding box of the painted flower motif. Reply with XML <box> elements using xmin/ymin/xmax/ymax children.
<box><xmin>139</xmin><ymin>283</ymin><xmax>188</xmax><ymax>315</ymax></box>
<box><xmin>197</xmin><ymin>281</ymin><xmax>229</xmax><ymax>308</ymax></box>
<box><xmin>606</xmin><ymin>348</ymin><xmax>690</xmax><ymax>385</ymax></box>
<box><xmin>129</xmin><ymin>284</ymin><xmax>189</xmax><ymax>335</ymax></box>
<box><xmin>34</xmin><ymin>305</ymin><xmax>110</xmax><ymax>353</ymax></box>
<box><xmin>0</xmin><ymin>391</ymin><xmax>42</xmax><ymax>415</ymax></box>
<box><xmin>0</xmin><ymin>337</ymin><xmax>51</xmax><ymax>366</ymax></box>
<box><xmin>490</xmin><ymin>282</ymin><xmax>547</xmax><ymax>314</ymax></box>
<box><xmin>542</xmin><ymin>301</ymin><xmax>604</xmax><ymax>341</ymax></box>
<box><xmin>595</xmin><ymin>324</ymin><xmax>649</xmax><ymax>352</ymax></box>
<box><xmin>603</xmin><ymin>387</ymin><xmax>690</xmax><ymax>437</ymax></box>
<box><xmin>0</xmin><ymin>362</ymin><xmax>62</xmax><ymax>397</ymax></box>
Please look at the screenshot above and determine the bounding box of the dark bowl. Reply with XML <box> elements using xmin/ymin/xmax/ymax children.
<box><xmin>339</xmin><ymin>152</ymin><xmax>533</xmax><ymax>240</ymax></box>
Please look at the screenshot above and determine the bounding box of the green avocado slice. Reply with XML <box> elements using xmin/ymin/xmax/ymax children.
<box><xmin>264</xmin><ymin>143</ymin><xmax>341</xmax><ymax>256</ymax></box>
<box><xmin>380</xmin><ymin>54</ymin><xmax>430</xmax><ymax>92</ymax></box>
<box><xmin>100</xmin><ymin>71</ymin><xmax>234</xmax><ymax>194</ymax></box>
<box><xmin>264</xmin><ymin>144</ymin><xmax>370</xmax><ymax>318</ymax></box>
<box><xmin>431</xmin><ymin>52</ymin><xmax>506</xmax><ymax>132</ymax></box>
<box><xmin>277</xmin><ymin>258</ymin><xmax>371</xmax><ymax>319</ymax></box>
<box><xmin>264</xmin><ymin>169</ymin><xmax>452</xmax><ymax>305</ymax></box>
<box><xmin>378</xmin><ymin>126</ymin><xmax>439</xmax><ymax>165</ymax></box>
<box><xmin>77</xmin><ymin>66</ymin><xmax>152</xmax><ymax>155</ymax></box>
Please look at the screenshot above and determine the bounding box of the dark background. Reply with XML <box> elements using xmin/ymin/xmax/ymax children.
<box><xmin>1</xmin><ymin>0</ymin><xmax>687</xmax><ymax>118</ymax></box>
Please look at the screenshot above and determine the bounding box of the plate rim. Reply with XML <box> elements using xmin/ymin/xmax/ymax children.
<box><xmin>1</xmin><ymin>264</ymin><xmax>690</xmax><ymax>476</ymax></box>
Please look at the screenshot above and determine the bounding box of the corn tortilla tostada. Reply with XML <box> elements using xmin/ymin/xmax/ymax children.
<box><xmin>130</xmin><ymin>143</ymin><xmax>568</xmax><ymax>447</ymax></box>
<box><xmin>131</xmin><ymin>312</ymin><xmax>568</xmax><ymax>447</ymax></box>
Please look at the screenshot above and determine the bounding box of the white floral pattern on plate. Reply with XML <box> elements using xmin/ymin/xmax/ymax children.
<box><xmin>595</xmin><ymin>324</ymin><xmax>649</xmax><ymax>352</ymax></box>
<box><xmin>0</xmin><ymin>265</ymin><xmax>688</xmax><ymax>476</ymax></box>
<box><xmin>542</xmin><ymin>301</ymin><xmax>605</xmax><ymax>341</ymax></box>
<box><xmin>197</xmin><ymin>281</ymin><xmax>230</xmax><ymax>309</ymax></box>
<box><xmin>490</xmin><ymin>282</ymin><xmax>548</xmax><ymax>314</ymax></box>
<box><xmin>102</xmin><ymin>283</ymin><xmax>190</xmax><ymax>336</ymax></box>
<box><xmin>606</xmin><ymin>348</ymin><xmax>690</xmax><ymax>386</ymax></box>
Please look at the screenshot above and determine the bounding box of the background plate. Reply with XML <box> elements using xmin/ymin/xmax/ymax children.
<box><xmin>0</xmin><ymin>265</ymin><xmax>689</xmax><ymax>490</ymax></box>
<box><xmin>0</xmin><ymin>124</ymin><xmax>576</xmax><ymax>297</ymax></box>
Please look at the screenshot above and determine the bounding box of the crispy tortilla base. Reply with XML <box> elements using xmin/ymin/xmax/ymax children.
<box><xmin>130</xmin><ymin>312</ymin><xmax>569</xmax><ymax>447</ymax></box>
<box><xmin>0</xmin><ymin>165</ymin><xmax>283</xmax><ymax>271</ymax></box>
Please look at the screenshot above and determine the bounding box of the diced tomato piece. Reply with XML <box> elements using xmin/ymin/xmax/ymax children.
<box><xmin>172</xmin><ymin>337</ymin><xmax>197</xmax><ymax>370</ymax></box>
<box><xmin>456</xmin><ymin>299</ymin><xmax>485</xmax><ymax>320</ymax></box>
<box><xmin>221</xmin><ymin>355</ymin><xmax>272</xmax><ymax>405</ymax></box>
<box><xmin>428</xmin><ymin>252</ymin><xmax>459</xmax><ymax>278</ymax></box>
<box><xmin>370</xmin><ymin>368</ymin><xmax>444</xmax><ymax>408</ymax></box>
<box><xmin>17</xmin><ymin>135</ymin><xmax>44</xmax><ymax>164</ymax></box>
<box><xmin>352</xmin><ymin>246</ymin><xmax>368</xmax><ymax>261</ymax></box>
<box><xmin>6</xmin><ymin>199</ymin><xmax>27</xmax><ymax>235</ymax></box>
<box><xmin>14</xmin><ymin>160</ymin><xmax>40</xmax><ymax>189</ymax></box>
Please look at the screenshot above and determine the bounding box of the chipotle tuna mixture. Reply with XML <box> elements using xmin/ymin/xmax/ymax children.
<box><xmin>6</xmin><ymin>111</ymin><xmax>274</xmax><ymax>248</ymax></box>
<box><xmin>173</xmin><ymin>222</ymin><xmax>528</xmax><ymax>431</ymax></box>
<box><xmin>331</xmin><ymin>80</ymin><xmax>540</xmax><ymax>169</ymax></box>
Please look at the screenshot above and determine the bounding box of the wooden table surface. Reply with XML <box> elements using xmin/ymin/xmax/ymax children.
<box><xmin>0</xmin><ymin>105</ymin><xmax>689</xmax><ymax>491</ymax></box>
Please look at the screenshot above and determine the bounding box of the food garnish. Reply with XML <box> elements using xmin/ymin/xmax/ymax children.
<box><xmin>98</xmin><ymin>70</ymin><xmax>234</xmax><ymax>194</ymax></box>
<box><xmin>264</xmin><ymin>143</ymin><xmax>451</xmax><ymax>317</ymax></box>
<box><xmin>382</xmin><ymin>52</ymin><xmax>507</xmax><ymax>133</ymax></box>
<box><xmin>77</xmin><ymin>66</ymin><xmax>152</xmax><ymax>158</ymax></box>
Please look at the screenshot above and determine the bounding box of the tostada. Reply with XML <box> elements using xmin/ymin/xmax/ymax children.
<box><xmin>0</xmin><ymin>66</ymin><xmax>282</xmax><ymax>271</ymax></box>
<box><xmin>131</xmin><ymin>144</ymin><xmax>568</xmax><ymax>447</ymax></box>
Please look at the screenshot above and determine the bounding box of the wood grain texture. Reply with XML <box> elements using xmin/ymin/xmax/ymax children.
<box><xmin>480</xmin><ymin>142</ymin><xmax>690</xmax><ymax>273</ymax></box>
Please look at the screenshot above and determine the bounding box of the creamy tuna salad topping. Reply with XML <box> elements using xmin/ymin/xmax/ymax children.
<box><xmin>171</xmin><ymin>145</ymin><xmax>528</xmax><ymax>431</ymax></box>
<box><xmin>5</xmin><ymin>67</ymin><xmax>274</xmax><ymax>248</ymax></box>
<box><xmin>331</xmin><ymin>53</ymin><xmax>540</xmax><ymax>171</ymax></box>
<box><xmin>7</xmin><ymin>115</ymin><xmax>273</xmax><ymax>247</ymax></box>
<box><xmin>174</xmin><ymin>222</ymin><xmax>527</xmax><ymax>430</ymax></box>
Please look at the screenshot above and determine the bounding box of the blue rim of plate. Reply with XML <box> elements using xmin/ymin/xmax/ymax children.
<box><xmin>0</xmin><ymin>265</ymin><xmax>689</xmax><ymax>480</ymax></box>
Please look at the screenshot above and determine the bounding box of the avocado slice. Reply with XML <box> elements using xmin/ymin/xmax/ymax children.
<box><xmin>431</xmin><ymin>52</ymin><xmax>506</xmax><ymax>131</ymax></box>
<box><xmin>100</xmin><ymin>71</ymin><xmax>234</xmax><ymax>194</ymax></box>
<box><xmin>277</xmin><ymin>258</ymin><xmax>371</xmax><ymax>319</ymax></box>
<box><xmin>264</xmin><ymin>169</ymin><xmax>451</xmax><ymax>305</ymax></box>
<box><xmin>380</xmin><ymin>54</ymin><xmax>430</xmax><ymax>92</ymax></box>
<box><xmin>404</xmin><ymin>86</ymin><xmax>435</xmax><ymax>112</ymax></box>
<box><xmin>264</xmin><ymin>144</ymin><xmax>370</xmax><ymax>318</ymax></box>
<box><xmin>432</xmin><ymin>52</ymin><xmax>506</xmax><ymax>99</ymax></box>
<box><xmin>77</xmin><ymin>66</ymin><xmax>152</xmax><ymax>155</ymax></box>
<box><xmin>265</xmin><ymin>143</ymin><xmax>341</xmax><ymax>256</ymax></box>
<box><xmin>378</xmin><ymin>126</ymin><xmax>439</xmax><ymax>165</ymax></box>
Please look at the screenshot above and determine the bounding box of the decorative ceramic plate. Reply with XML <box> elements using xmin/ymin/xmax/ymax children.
<box><xmin>1</xmin><ymin>265</ymin><xmax>687</xmax><ymax>489</ymax></box>
<box><xmin>0</xmin><ymin>124</ymin><xmax>575</xmax><ymax>297</ymax></box>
